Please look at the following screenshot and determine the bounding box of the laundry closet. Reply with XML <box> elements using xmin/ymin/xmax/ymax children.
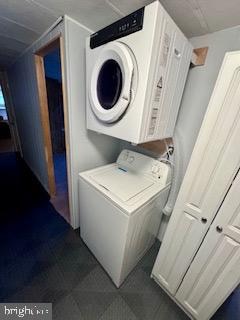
<box><xmin>2</xmin><ymin>0</ymin><xmax>240</xmax><ymax>318</ymax></box>
<box><xmin>78</xmin><ymin>1</ymin><xmax>240</xmax><ymax>319</ymax></box>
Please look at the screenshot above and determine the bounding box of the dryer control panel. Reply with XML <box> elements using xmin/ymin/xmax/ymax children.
<box><xmin>117</xmin><ymin>149</ymin><xmax>171</xmax><ymax>185</ymax></box>
<box><xmin>90</xmin><ymin>7</ymin><xmax>144</xmax><ymax>49</ymax></box>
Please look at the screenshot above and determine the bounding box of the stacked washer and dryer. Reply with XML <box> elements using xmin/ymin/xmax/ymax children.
<box><xmin>79</xmin><ymin>1</ymin><xmax>192</xmax><ymax>287</ymax></box>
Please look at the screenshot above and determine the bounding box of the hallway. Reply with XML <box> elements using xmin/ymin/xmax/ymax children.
<box><xmin>0</xmin><ymin>153</ymin><xmax>239</xmax><ymax>319</ymax></box>
<box><xmin>0</xmin><ymin>83</ymin><xmax>14</xmax><ymax>154</ymax></box>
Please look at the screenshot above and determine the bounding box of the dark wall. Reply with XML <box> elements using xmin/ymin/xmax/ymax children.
<box><xmin>46</xmin><ymin>77</ymin><xmax>65</xmax><ymax>154</ymax></box>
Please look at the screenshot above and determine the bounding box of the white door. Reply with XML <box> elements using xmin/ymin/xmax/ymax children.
<box><xmin>176</xmin><ymin>169</ymin><xmax>240</xmax><ymax>320</ymax></box>
<box><xmin>152</xmin><ymin>51</ymin><xmax>240</xmax><ymax>294</ymax></box>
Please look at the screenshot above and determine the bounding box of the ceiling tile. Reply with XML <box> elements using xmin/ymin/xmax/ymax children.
<box><xmin>198</xmin><ymin>0</ymin><xmax>240</xmax><ymax>33</ymax></box>
<box><xmin>106</xmin><ymin>0</ymin><xmax>151</xmax><ymax>15</ymax></box>
<box><xmin>0</xmin><ymin>54</ymin><xmax>13</xmax><ymax>67</ymax></box>
<box><xmin>0</xmin><ymin>17</ymin><xmax>38</xmax><ymax>45</ymax></box>
<box><xmin>34</xmin><ymin>0</ymin><xmax>122</xmax><ymax>30</ymax></box>
<box><xmin>0</xmin><ymin>48</ymin><xmax>20</xmax><ymax>59</ymax></box>
<box><xmin>160</xmin><ymin>0</ymin><xmax>208</xmax><ymax>37</ymax></box>
<box><xmin>0</xmin><ymin>0</ymin><xmax>57</xmax><ymax>34</ymax></box>
<box><xmin>0</xmin><ymin>35</ymin><xmax>27</xmax><ymax>54</ymax></box>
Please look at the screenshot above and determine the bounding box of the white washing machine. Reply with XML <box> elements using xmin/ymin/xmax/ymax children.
<box><xmin>78</xmin><ymin>149</ymin><xmax>171</xmax><ymax>287</ymax></box>
<box><xmin>86</xmin><ymin>1</ymin><xmax>193</xmax><ymax>144</ymax></box>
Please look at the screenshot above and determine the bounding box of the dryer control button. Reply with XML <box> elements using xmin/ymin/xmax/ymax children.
<box><xmin>152</xmin><ymin>165</ymin><xmax>158</xmax><ymax>174</ymax></box>
<box><xmin>122</xmin><ymin>152</ymin><xmax>129</xmax><ymax>161</ymax></box>
<box><xmin>128</xmin><ymin>156</ymin><xmax>135</xmax><ymax>163</ymax></box>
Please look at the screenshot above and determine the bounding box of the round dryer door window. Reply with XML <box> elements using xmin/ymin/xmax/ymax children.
<box><xmin>89</xmin><ymin>42</ymin><xmax>134</xmax><ymax>123</ymax></box>
<box><xmin>97</xmin><ymin>59</ymin><xmax>122</xmax><ymax>110</ymax></box>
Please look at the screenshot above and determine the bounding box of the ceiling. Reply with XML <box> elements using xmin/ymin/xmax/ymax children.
<box><xmin>0</xmin><ymin>0</ymin><xmax>240</xmax><ymax>68</ymax></box>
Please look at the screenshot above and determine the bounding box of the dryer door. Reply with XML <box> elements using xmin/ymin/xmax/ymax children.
<box><xmin>89</xmin><ymin>42</ymin><xmax>135</xmax><ymax>123</ymax></box>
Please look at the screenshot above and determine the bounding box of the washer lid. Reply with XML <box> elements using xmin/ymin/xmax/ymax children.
<box><xmin>91</xmin><ymin>167</ymin><xmax>153</xmax><ymax>202</ymax></box>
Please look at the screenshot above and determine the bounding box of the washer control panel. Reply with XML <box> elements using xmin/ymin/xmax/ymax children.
<box><xmin>150</xmin><ymin>160</ymin><xmax>168</xmax><ymax>182</ymax></box>
<box><xmin>117</xmin><ymin>149</ymin><xmax>171</xmax><ymax>185</ymax></box>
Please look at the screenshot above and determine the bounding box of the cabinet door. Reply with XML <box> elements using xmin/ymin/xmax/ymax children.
<box><xmin>152</xmin><ymin>52</ymin><xmax>240</xmax><ymax>295</ymax></box>
<box><xmin>176</xmin><ymin>170</ymin><xmax>240</xmax><ymax>320</ymax></box>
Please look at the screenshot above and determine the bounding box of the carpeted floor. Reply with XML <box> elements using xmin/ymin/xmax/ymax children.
<box><xmin>0</xmin><ymin>153</ymin><xmax>239</xmax><ymax>320</ymax></box>
<box><xmin>0</xmin><ymin>138</ymin><xmax>14</xmax><ymax>153</ymax></box>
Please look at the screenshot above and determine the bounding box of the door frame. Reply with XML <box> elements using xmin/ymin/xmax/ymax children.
<box><xmin>0</xmin><ymin>71</ymin><xmax>22</xmax><ymax>155</ymax></box>
<box><xmin>34</xmin><ymin>36</ymin><xmax>71</xmax><ymax>211</ymax></box>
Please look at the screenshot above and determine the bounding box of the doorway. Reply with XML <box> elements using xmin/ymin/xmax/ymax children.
<box><xmin>35</xmin><ymin>37</ymin><xmax>70</xmax><ymax>223</ymax></box>
<box><xmin>0</xmin><ymin>72</ymin><xmax>22</xmax><ymax>155</ymax></box>
<box><xmin>0</xmin><ymin>85</ymin><xmax>13</xmax><ymax>153</ymax></box>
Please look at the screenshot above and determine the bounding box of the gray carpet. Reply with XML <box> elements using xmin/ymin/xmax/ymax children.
<box><xmin>1</xmin><ymin>153</ymin><xmax>239</xmax><ymax>320</ymax></box>
<box><xmin>4</xmin><ymin>235</ymin><xmax>189</xmax><ymax>320</ymax></box>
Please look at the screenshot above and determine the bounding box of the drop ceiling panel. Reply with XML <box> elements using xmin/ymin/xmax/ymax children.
<box><xmin>198</xmin><ymin>0</ymin><xmax>240</xmax><ymax>33</ymax></box>
<box><xmin>160</xmin><ymin>0</ymin><xmax>209</xmax><ymax>37</ymax></box>
<box><xmin>0</xmin><ymin>55</ymin><xmax>13</xmax><ymax>67</ymax></box>
<box><xmin>0</xmin><ymin>47</ymin><xmax>22</xmax><ymax>58</ymax></box>
<box><xmin>0</xmin><ymin>0</ymin><xmax>57</xmax><ymax>34</ymax></box>
<box><xmin>0</xmin><ymin>35</ymin><xmax>27</xmax><ymax>53</ymax></box>
<box><xmin>106</xmin><ymin>0</ymin><xmax>151</xmax><ymax>15</ymax></box>
<box><xmin>0</xmin><ymin>17</ymin><xmax>38</xmax><ymax>46</ymax></box>
<box><xmin>34</xmin><ymin>0</ymin><xmax>122</xmax><ymax>30</ymax></box>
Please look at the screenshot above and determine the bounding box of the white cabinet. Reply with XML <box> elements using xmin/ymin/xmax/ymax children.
<box><xmin>151</xmin><ymin>51</ymin><xmax>240</xmax><ymax>319</ymax></box>
<box><xmin>176</xmin><ymin>170</ymin><xmax>240</xmax><ymax>320</ymax></box>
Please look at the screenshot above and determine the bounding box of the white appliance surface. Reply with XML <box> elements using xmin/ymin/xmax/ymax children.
<box><xmin>79</xmin><ymin>149</ymin><xmax>171</xmax><ymax>287</ymax></box>
<box><xmin>80</xmin><ymin>149</ymin><xmax>171</xmax><ymax>214</ymax></box>
<box><xmin>92</xmin><ymin>168</ymin><xmax>154</xmax><ymax>202</ymax></box>
<box><xmin>86</xmin><ymin>1</ymin><xmax>193</xmax><ymax>144</ymax></box>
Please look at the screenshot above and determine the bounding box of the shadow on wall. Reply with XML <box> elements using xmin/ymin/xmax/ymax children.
<box><xmin>86</xmin><ymin>130</ymin><xmax>122</xmax><ymax>164</ymax></box>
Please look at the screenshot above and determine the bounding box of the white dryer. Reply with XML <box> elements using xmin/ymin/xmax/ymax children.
<box><xmin>86</xmin><ymin>1</ymin><xmax>193</xmax><ymax>144</ymax></box>
<box><xmin>79</xmin><ymin>150</ymin><xmax>171</xmax><ymax>287</ymax></box>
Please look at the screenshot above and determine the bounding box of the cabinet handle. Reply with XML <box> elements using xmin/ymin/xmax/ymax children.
<box><xmin>216</xmin><ymin>226</ymin><xmax>223</xmax><ymax>233</ymax></box>
<box><xmin>201</xmin><ymin>217</ymin><xmax>207</xmax><ymax>224</ymax></box>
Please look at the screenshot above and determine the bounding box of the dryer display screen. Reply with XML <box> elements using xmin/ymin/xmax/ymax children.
<box><xmin>97</xmin><ymin>59</ymin><xmax>123</xmax><ymax>110</ymax></box>
<box><xmin>90</xmin><ymin>7</ymin><xmax>144</xmax><ymax>49</ymax></box>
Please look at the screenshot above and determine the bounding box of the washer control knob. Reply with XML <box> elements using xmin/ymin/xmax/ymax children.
<box><xmin>128</xmin><ymin>156</ymin><xmax>135</xmax><ymax>163</ymax></box>
<box><xmin>122</xmin><ymin>152</ymin><xmax>128</xmax><ymax>161</ymax></box>
<box><xmin>152</xmin><ymin>165</ymin><xmax>158</xmax><ymax>174</ymax></box>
